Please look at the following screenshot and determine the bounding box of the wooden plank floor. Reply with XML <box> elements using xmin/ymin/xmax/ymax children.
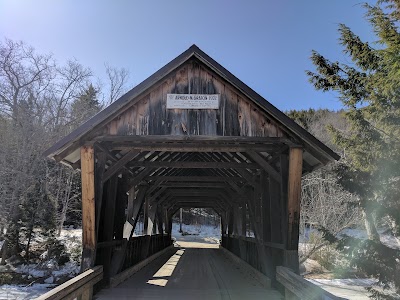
<box><xmin>95</xmin><ymin>245</ymin><xmax>283</xmax><ymax>300</ymax></box>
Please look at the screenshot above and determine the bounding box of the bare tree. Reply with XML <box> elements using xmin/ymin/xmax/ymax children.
<box><xmin>0</xmin><ymin>39</ymin><xmax>91</xmax><ymax>262</ymax></box>
<box><xmin>104</xmin><ymin>63</ymin><xmax>129</xmax><ymax>104</ymax></box>
<box><xmin>299</xmin><ymin>165</ymin><xmax>361</xmax><ymax>263</ymax></box>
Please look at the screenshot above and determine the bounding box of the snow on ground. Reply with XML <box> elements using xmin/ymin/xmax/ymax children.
<box><xmin>307</xmin><ymin>278</ymin><xmax>376</xmax><ymax>300</ymax></box>
<box><xmin>171</xmin><ymin>223</ymin><xmax>221</xmax><ymax>244</ymax></box>
<box><xmin>300</xmin><ymin>227</ymin><xmax>400</xmax><ymax>249</ymax></box>
<box><xmin>0</xmin><ymin>228</ymin><xmax>81</xmax><ymax>300</ymax></box>
<box><xmin>340</xmin><ymin>228</ymin><xmax>400</xmax><ymax>249</ymax></box>
<box><xmin>0</xmin><ymin>284</ymin><xmax>55</xmax><ymax>300</ymax></box>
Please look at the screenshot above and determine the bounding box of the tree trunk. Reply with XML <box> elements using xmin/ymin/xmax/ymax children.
<box><xmin>0</xmin><ymin>240</ymin><xmax>8</xmax><ymax>265</ymax></box>
<box><xmin>363</xmin><ymin>209</ymin><xmax>380</xmax><ymax>242</ymax></box>
<box><xmin>25</xmin><ymin>224</ymin><xmax>34</xmax><ymax>263</ymax></box>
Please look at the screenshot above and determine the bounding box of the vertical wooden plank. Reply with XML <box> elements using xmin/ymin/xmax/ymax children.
<box><xmin>241</xmin><ymin>203</ymin><xmax>247</xmax><ymax>236</ymax></box>
<box><xmin>80</xmin><ymin>145</ymin><xmax>96</xmax><ymax>272</ymax></box>
<box><xmin>227</xmin><ymin>209</ymin><xmax>234</xmax><ymax>236</ymax></box>
<box><xmin>114</xmin><ymin>175</ymin><xmax>128</xmax><ymax>240</ymax></box>
<box><xmin>128</xmin><ymin>186</ymin><xmax>148</xmax><ymax>238</ymax></box>
<box><xmin>269</xmin><ymin>177</ymin><xmax>282</xmax><ymax>243</ymax></box>
<box><xmin>156</xmin><ymin>207</ymin><xmax>164</xmax><ymax>236</ymax></box>
<box><xmin>261</xmin><ymin>171</ymin><xmax>271</xmax><ymax>242</ymax></box>
<box><xmin>146</xmin><ymin>202</ymin><xmax>158</xmax><ymax>235</ymax></box>
<box><xmin>253</xmin><ymin>180</ymin><xmax>262</xmax><ymax>239</ymax></box>
<box><xmin>123</xmin><ymin>187</ymin><xmax>135</xmax><ymax>239</ymax></box>
<box><xmin>287</xmin><ymin>147</ymin><xmax>303</xmax><ymax>249</ymax></box>
<box><xmin>94</xmin><ymin>151</ymin><xmax>106</xmax><ymax>239</ymax></box>
<box><xmin>285</xmin><ymin>147</ymin><xmax>303</xmax><ymax>273</ymax></box>
<box><xmin>280</xmin><ymin>154</ymin><xmax>289</xmax><ymax>247</ymax></box>
<box><xmin>233</xmin><ymin>203</ymin><xmax>242</xmax><ymax>236</ymax></box>
<box><xmin>245</xmin><ymin>186</ymin><xmax>261</xmax><ymax>240</ymax></box>
<box><xmin>143</xmin><ymin>196</ymin><xmax>149</xmax><ymax>235</ymax></box>
<box><xmin>101</xmin><ymin>175</ymin><xmax>118</xmax><ymax>281</ymax></box>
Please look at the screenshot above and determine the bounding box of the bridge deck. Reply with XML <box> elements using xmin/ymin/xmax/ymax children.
<box><xmin>95</xmin><ymin>243</ymin><xmax>283</xmax><ymax>300</ymax></box>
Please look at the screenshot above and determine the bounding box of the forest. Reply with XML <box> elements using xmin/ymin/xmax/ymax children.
<box><xmin>0</xmin><ymin>0</ymin><xmax>399</xmax><ymax>299</ymax></box>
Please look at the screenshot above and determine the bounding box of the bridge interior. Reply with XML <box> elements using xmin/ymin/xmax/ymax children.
<box><xmin>76</xmin><ymin>135</ymin><xmax>307</xmax><ymax>292</ymax></box>
<box><xmin>95</xmin><ymin>244</ymin><xmax>283</xmax><ymax>300</ymax></box>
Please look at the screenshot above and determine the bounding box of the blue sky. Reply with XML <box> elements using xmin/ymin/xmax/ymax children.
<box><xmin>0</xmin><ymin>0</ymin><xmax>376</xmax><ymax>111</ymax></box>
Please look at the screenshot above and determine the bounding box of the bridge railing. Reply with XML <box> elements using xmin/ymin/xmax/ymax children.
<box><xmin>35</xmin><ymin>265</ymin><xmax>103</xmax><ymax>300</ymax></box>
<box><xmin>276</xmin><ymin>266</ymin><xmax>345</xmax><ymax>300</ymax></box>
<box><xmin>123</xmin><ymin>234</ymin><xmax>172</xmax><ymax>272</ymax></box>
<box><xmin>221</xmin><ymin>234</ymin><xmax>284</xmax><ymax>280</ymax></box>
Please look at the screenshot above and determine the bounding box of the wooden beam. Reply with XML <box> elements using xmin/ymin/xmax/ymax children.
<box><xmin>96</xmin><ymin>135</ymin><xmax>292</xmax><ymax>143</ymax></box>
<box><xmin>94</xmin><ymin>143</ymin><xmax>135</xmax><ymax>177</ymax></box>
<box><xmin>270</xmin><ymin>176</ymin><xmax>282</xmax><ymax>243</ymax></box>
<box><xmin>114</xmin><ymin>175</ymin><xmax>128</xmax><ymax>240</ymax></box>
<box><xmin>80</xmin><ymin>145</ymin><xmax>96</xmax><ymax>272</ymax></box>
<box><xmin>108</xmin><ymin>144</ymin><xmax>281</xmax><ymax>153</ymax></box>
<box><xmin>287</xmin><ymin>148</ymin><xmax>303</xmax><ymax>249</ymax></box>
<box><xmin>94</xmin><ymin>151</ymin><xmax>107</xmax><ymax>239</ymax></box>
<box><xmin>286</xmin><ymin>147</ymin><xmax>303</xmax><ymax>274</ymax></box>
<box><xmin>127</xmin><ymin>168</ymin><xmax>155</xmax><ymax>189</ymax></box>
<box><xmin>144</xmin><ymin>176</ymin><xmax>245</xmax><ymax>182</ymax></box>
<box><xmin>246</xmin><ymin>150</ymin><xmax>281</xmax><ymax>183</ymax></box>
<box><xmin>146</xmin><ymin>203</ymin><xmax>158</xmax><ymax>235</ymax></box>
<box><xmin>54</xmin><ymin>141</ymin><xmax>81</xmax><ymax>162</ymax></box>
<box><xmin>100</xmin><ymin>175</ymin><xmax>118</xmax><ymax>281</ymax></box>
<box><xmin>128</xmin><ymin>186</ymin><xmax>149</xmax><ymax>238</ymax></box>
<box><xmin>159</xmin><ymin>182</ymin><xmax>230</xmax><ymax>188</ymax></box>
<box><xmin>280</xmin><ymin>154</ymin><xmax>289</xmax><ymax>247</ymax></box>
<box><xmin>127</xmin><ymin>161</ymin><xmax>259</xmax><ymax>169</ymax></box>
<box><xmin>234</xmin><ymin>168</ymin><xmax>256</xmax><ymax>186</ymax></box>
<box><xmin>103</xmin><ymin>150</ymin><xmax>140</xmax><ymax>182</ymax></box>
<box><xmin>123</xmin><ymin>187</ymin><xmax>135</xmax><ymax>238</ymax></box>
<box><xmin>261</xmin><ymin>171</ymin><xmax>271</xmax><ymax>242</ymax></box>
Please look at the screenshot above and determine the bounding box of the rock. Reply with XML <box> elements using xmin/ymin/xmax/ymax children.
<box><xmin>44</xmin><ymin>276</ymin><xmax>54</xmax><ymax>284</ymax></box>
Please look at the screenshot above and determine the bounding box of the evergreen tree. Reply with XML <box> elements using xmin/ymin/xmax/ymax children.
<box><xmin>307</xmin><ymin>1</ymin><xmax>400</xmax><ymax>298</ymax></box>
<box><xmin>70</xmin><ymin>84</ymin><xmax>102</xmax><ymax>128</ymax></box>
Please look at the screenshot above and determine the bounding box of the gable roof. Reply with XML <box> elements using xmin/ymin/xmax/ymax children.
<box><xmin>44</xmin><ymin>44</ymin><xmax>340</xmax><ymax>165</ymax></box>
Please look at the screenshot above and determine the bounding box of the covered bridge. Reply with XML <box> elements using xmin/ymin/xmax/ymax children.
<box><xmin>42</xmin><ymin>45</ymin><xmax>339</xmax><ymax>299</ymax></box>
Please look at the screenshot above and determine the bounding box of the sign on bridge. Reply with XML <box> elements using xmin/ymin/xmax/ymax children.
<box><xmin>166</xmin><ymin>94</ymin><xmax>219</xmax><ymax>109</ymax></box>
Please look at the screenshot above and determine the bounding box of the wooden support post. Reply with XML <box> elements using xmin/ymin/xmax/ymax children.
<box><xmin>261</xmin><ymin>171</ymin><xmax>271</xmax><ymax>242</ymax></box>
<box><xmin>253</xmin><ymin>180</ymin><xmax>262</xmax><ymax>239</ymax></box>
<box><xmin>156</xmin><ymin>207</ymin><xmax>164</xmax><ymax>235</ymax></box>
<box><xmin>80</xmin><ymin>145</ymin><xmax>96</xmax><ymax>272</ymax></box>
<box><xmin>114</xmin><ymin>175</ymin><xmax>128</xmax><ymax>240</ymax></box>
<box><xmin>128</xmin><ymin>186</ymin><xmax>149</xmax><ymax>239</ymax></box>
<box><xmin>123</xmin><ymin>187</ymin><xmax>135</xmax><ymax>239</ymax></box>
<box><xmin>245</xmin><ymin>186</ymin><xmax>261</xmax><ymax>240</ymax></box>
<box><xmin>221</xmin><ymin>213</ymin><xmax>228</xmax><ymax>236</ymax></box>
<box><xmin>164</xmin><ymin>209</ymin><xmax>170</xmax><ymax>234</ymax></box>
<box><xmin>241</xmin><ymin>203</ymin><xmax>247</xmax><ymax>236</ymax></box>
<box><xmin>233</xmin><ymin>204</ymin><xmax>242</xmax><ymax>236</ymax></box>
<box><xmin>146</xmin><ymin>202</ymin><xmax>158</xmax><ymax>235</ymax></box>
<box><xmin>94</xmin><ymin>151</ymin><xmax>107</xmax><ymax>239</ymax></box>
<box><xmin>99</xmin><ymin>175</ymin><xmax>118</xmax><ymax>281</ymax></box>
<box><xmin>285</xmin><ymin>147</ymin><xmax>303</xmax><ymax>273</ymax></box>
<box><xmin>167</xmin><ymin>212</ymin><xmax>173</xmax><ymax>235</ymax></box>
<box><xmin>227</xmin><ymin>209</ymin><xmax>234</xmax><ymax>236</ymax></box>
<box><xmin>280</xmin><ymin>154</ymin><xmax>289</xmax><ymax>247</ymax></box>
<box><xmin>269</xmin><ymin>177</ymin><xmax>282</xmax><ymax>243</ymax></box>
<box><xmin>143</xmin><ymin>197</ymin><xmax>149</xmax><ymax>235</ymax></box>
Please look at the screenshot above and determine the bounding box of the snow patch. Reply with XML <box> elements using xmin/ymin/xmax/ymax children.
<box><xmin>0</xmin><ymin>284</ymin><xmax>55</xmax><ymax>300</ymax></box>
<box><xmin>309</xmin><ymin>278</ymin><xmax>377</xmax><ymax>287</ymax></box>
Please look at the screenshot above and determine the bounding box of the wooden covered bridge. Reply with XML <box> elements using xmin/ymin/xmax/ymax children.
<box><xmin>41</xmin><ymin>45</ymin><xmax>340</xmax><ymax>300</ymax></box>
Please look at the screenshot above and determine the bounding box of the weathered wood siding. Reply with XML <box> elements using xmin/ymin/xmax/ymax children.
<box><xmin>103</xmin><ymin>59</ymin><xmax>284</xmax><ymax>137</ymax></box>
